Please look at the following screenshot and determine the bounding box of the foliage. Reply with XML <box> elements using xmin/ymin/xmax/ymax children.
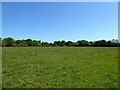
<box><xmin>1</xmin><ymin>37</ymin><xmax>119</xmax><ymax>47</ymax></box>
<box><xmin>0</xmin><ymin>37</ymin><xmax>2</xmax><ymax>47</ymax></box>
<box><xmin>41</xmin><ymin>42</ymin><xmax>49</xmax><ymax>47</ymax></box>
<box><xmin>2</xmin><ymin>37</ymin><xmax>16</xmax><ymax>47</ymax></box>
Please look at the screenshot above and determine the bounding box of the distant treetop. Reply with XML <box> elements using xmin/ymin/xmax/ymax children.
<box><xmin>0</xmin><ymin>37</ymin><xmax>119</xmax><ymax>47</ymax></box>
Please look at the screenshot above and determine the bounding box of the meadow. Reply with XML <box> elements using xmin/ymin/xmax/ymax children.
<box><xmin>2</xmin><ymin>47</ymin><xmax>118</xmax><ymax>88</ymax></box>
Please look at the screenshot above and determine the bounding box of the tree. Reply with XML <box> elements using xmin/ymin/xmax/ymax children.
<box><xmin>77</xmin><ymin>40</ymin><xmax>89</xmax><ymax>46</ymax></box>
<box><xmin>37</xmin><ymin>40</ymin><xmax>42</xmax><ymax>47</ymax></box>
<box><xmin>49</xmin><ymin>43</ymin><xmax>52</xmax><ymax>46</ymax></box>
<box><xmin>53</xmin><ymin>41</ymin><xmax>61</xmax><ymax>46</ymax></box>
<box><xmin>94</xmin><ymin>40</ymin><xmax>107</xmax><ymax>47</ymax></box>
<box><xmin>26</xmin><ymin>39</ymin><xmax>33</xmax><ymax>46</ymax></box>
<box><xmin>61</xmin><ymin>40</ymin><xmax>66</xmax><ymax>46</ymax></box>
<box><xmin>3</xmin><ymin>37</ymin><xmax>16</xmax><ymax>47</ymax></box>
<box><xmin>0</xmin><ymin>37</ymin><xmax>2</xmax><ymax>47</ymax></box>
<box><xmin>73</xmin><ymin>42</ymin><xmax>79</xmax><ymax>46</ymax></box>
<box><xmin>21</xmin><ymin>40</ymin><xmax>28</xmax><ymax>47</ymax></box>
<box><xmin>32</xmin><ymin>40</ymin><xmax>41</xmax><ymax>47</ymax></box>
<box><xmin>65</xmin><ymin>41</ymin><xmax>73</xmax><ymax>46</ymax></box>
<box><xmin>89</xmin><ymin>41</ymin><xmax>94</xmax><ymax>46</ymax></box>
<box><xmin>16</xmin><ymin>40</ymin><xmax>23</xmax><ymax>47</ymax></box>
<box><xmin>110</xmin><ymin>39</ymin><xmax>119</xmax><ymax>47</ymax></box>
<box><xmin>41</xmin><ymin>42</ymin><xmax>49</xmax><ymax>47</ymax></box>
<box><xmin>107</xmin><ymin>40</ymin><xmax>112</xmax><ymax>47</ymax></box>
<box><xmin>1</xmin><ymin>37</ymin><xmax>120</xmax><ymax>47</ymax></box>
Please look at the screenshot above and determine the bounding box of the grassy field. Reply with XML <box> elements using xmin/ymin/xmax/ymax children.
<box><xmin>2</xmin><ymin>47</ymin><xmax>118</xmax><ymax>88</ymax></box>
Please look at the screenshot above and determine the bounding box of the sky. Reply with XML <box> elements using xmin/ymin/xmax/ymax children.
<box><xmin>2</xmin><ymin>2</ymin><xmax>118</xmax><ymax>42</ymax></box>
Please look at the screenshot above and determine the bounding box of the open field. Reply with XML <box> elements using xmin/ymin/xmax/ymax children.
<box><xmin>2</xmin><ymin>47</ymin><xmax>118</xmax><ymax>88</ymax></box>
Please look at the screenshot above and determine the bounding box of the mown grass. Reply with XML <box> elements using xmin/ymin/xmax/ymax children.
<box><xmin>2</xmin><ymin>47</ymin><xmax>118</xmax><ymax>88</ymax></box>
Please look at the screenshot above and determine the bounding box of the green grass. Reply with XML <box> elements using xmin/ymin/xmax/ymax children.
<box><xmin>2</xmin><ymin>47</ymin><xmax>118</xmax><ymax>88</ymax></box>
<box><xmin>0</xmin><ymin>48</ymin><xmax>2</xmax><ymax>89</ymax></box>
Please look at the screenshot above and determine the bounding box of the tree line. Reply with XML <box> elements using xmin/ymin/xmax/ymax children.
<box><xmin>0</xmin><ymin>37</ymin><xmax>119</xmax><ymax>47</ymax></box>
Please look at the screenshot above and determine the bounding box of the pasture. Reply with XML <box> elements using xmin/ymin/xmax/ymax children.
<box><xmin>2</xmin><ymin>47</ymin><xmax>118</xmax><ymax>88</ymax></box>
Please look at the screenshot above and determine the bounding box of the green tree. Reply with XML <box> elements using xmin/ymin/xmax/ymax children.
<box><xmin>110</xmin><ymin>39</ymin><xmax>119</xmax><ymax>47</ymax></box>
<box><xmin>65</xmin><ymin>41</ymin><xmax>73</xmax><ymax>46</ymax></box>
<box><xmin>0</xmin><ymin>37</ymin><xmax>2</xmax><ymax>47</ymax></box>
<box><xmin>94</xmin><ymin>40</ymin><xmax>107</xmax><ymax>47</ymax></box>
<box><xmin>33</xmin><ymin>40</ymin><xmax>41</xmax><ymax>47</ymax></box>
<box><xmin>3</xmin><ymin>37</ymin><xmax>16</xmax><ymax>47</ymax></box>
<box><xmin>77</xmin><ymin>40</ymin><xmax>89</xmax><ymax>46</ymax></box>
<box><xmin>107</xmin><ymin>40</ymin><xmax>112</xmax><ymax>47</ymax></box>
<box><xmin>26</xmin><ymin>39</ymin><xmax>33</xmax><ymax>46</ymax></box>
<box><xmin>89</xmin><ymin>41</ymin><xmax>94</xmax><ymax>46</ymax></box>
<box><xmin>73</xmin><ymin>42</ymin><xmax>79</xmax><ymax>46</ymax></box>
<box><xmin>41</xmin><ymin>42</ymin><xmax>49</xmax><ymax>47</ymax></box>
<box><xmin>61</xmin><ymin>40</ymin><xmax>66</xmax><ymax>46</ymax></box>
<box><xmin>49</xmin><ymin>43</ymin><xmax>53</xmax><ymax>46</ymax></box>
<box><xmin>53</xmin><ymin>41</ymin><xmax>60</xmax><ymax>46</ymax></box>
<box><xmin>16</xmin><ymin>40</ymin><xmax>22</xmax><ymax>47</ymax></box>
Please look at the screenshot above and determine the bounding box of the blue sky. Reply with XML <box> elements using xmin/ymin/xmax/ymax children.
<box><xmin>2</xmin><ymin>2</ymin><xmax>118</xmax><ymax>42</ymax></box>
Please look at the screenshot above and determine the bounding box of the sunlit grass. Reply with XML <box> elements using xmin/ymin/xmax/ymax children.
<box><xmin>0</xmin><ymin>48</ymin><xmax>2</xmax><ymax>89</ymax></box>
<box><xmin>2</xmin><ymin>47</ymin><xmax>118</xmax><ymax>88</ymax></box>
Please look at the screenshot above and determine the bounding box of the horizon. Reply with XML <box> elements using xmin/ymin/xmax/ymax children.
<box><xmin>2</xmin><ymin>2</ymin><xmax>118</xmax><ymax>43</ymax></box>
<box><xmin>1</xmin><ymin>36</ymin><xmax>118</xmax><ymax>43</ymax></box>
